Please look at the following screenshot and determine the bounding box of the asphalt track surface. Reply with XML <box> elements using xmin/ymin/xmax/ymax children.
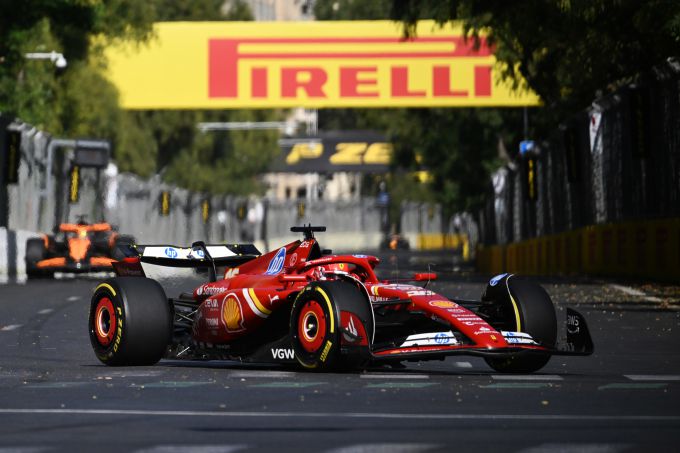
<box><xmin>1</xmin><ymin>252</ymin><xmax>679</xmax><ymax>452</ymax></box>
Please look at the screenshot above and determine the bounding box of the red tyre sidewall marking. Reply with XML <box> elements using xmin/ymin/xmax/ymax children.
<box><xmin>94</xmin><ymin>297</ymin><xmax>116</xmax><ymax>347</ymax></box>
<box><xmin>298</xmin><ymin>299</ymin><xmax>326</xmax><ymax>353</ymax></box>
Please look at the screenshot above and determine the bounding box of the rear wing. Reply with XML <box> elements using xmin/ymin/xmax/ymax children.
<box><xmin>134</xmin><ymin>243</ymin><xmax>260</xmax><ymax>267</ymax></box>
<box><xmin>114</xmin><ymin>241</ymin><xmax>260</xmax><ymax>281</ymax></box>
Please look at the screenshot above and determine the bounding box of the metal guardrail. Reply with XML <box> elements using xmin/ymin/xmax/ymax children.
<box><xmin>479</xmin><ymin>64</ymin><xmax>680</xmax><ymax>247</ymax></box>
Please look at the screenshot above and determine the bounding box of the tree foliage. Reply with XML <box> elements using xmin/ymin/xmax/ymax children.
<box><xmin>391</xmin><ymin>0</ymin><xmax>680</xmax><ymax>115</ymax></box>
<box><xmin>122</xmin><ymin>0</ymin><xmax>278</xmax><ymax>194</ymax></box>
<box><xmin>314</xmin><ymin>0</ymin><xmax>519</xmax><ymax>214</ymax></box>
<box><xmin>314</xmin><ymin>0</ymin><xmax>680</xmax><ymax>215</ymax></box>
<box><xmin>0</xmin><ymin>0</ymin><xmax>276</xmax><ymax>195</ymax></box>
<box><xmin>0</xmin><ymin>0</ymin><xmax>155</xmax><ymax>130</ymax></box>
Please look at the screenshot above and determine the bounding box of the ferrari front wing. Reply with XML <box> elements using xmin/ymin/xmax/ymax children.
<box><xmin>369</xmin><ymin>308</ymin><xmax>593</xmax><ymax>362</ymax></box>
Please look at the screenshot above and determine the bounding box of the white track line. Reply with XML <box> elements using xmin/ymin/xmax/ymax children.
<box><xmin>229</xmin><ymin>371</ymin><xmax>297</xmax><ymax>379</ymax></box>
<box><xmin>135</xmin><ymin>445</ymin><xmax>247</xmax><ymax>453</ymax></box>
<box><xmin>625</xmin><ymin>375</ymin><xmax>680</xmax><ymax>381</ymax></box>
<box><xmin>360</xmin><ymin>374</ymin><xmax>430</xmax><ymax>379</ymax></box>
<box><xmin>0</xmin><ymin>448</ymin><xmax>50</xmax><ymax>453</ymax></box>
<box><xmin>0</xmin><ymin>408</ymin><xmax>678</xmax><ymax>422</ymax></box>
<box><xmin>518</xmin><ymin>443</ymin><xmax>629</xmax><ymax>453</ymax></box>
<box><xmin>492</xmin><ymin>375</ymin><xmax>563</xmax><ymax>381</ymax></box>
<box><xmin>608</xmin><ymin>284</ymin><xmax>663</xmax><ymax>302</ymax></box>
<box><xmin>328</xmin><ymin>444</ymin><xmax>439</xmax><ymax>453</ymax></box>
<box><xmin>0</xmin><ymin>324</ymin><xmax>22</xmax><ymax>331</ymax></box>
<box><xmin>37</xmin><ymin>309</ymin><xmax>53</xmax><ymax>315</ymax></box>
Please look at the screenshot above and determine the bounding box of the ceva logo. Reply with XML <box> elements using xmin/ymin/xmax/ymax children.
<box><xmin>265</xmin><ymin>247</ymin><xmax>286</xmax><ymax>275</ymax></box>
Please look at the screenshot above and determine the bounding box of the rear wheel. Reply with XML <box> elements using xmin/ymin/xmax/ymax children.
<box><xmin>89</xmin><ymin>277</ymin><xmax>172</xmax><ymax>366</ymax></box>
<box><xmin>480</xmin><ymin>274</ymin><xmax>556</xmax><ymax>373</ymax></box>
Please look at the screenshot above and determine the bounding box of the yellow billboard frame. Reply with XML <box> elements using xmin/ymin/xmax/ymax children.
<box><xmin>105</xmin><ymin>20</ymin><xmax>540</xmax><ymax>109</ymax></box>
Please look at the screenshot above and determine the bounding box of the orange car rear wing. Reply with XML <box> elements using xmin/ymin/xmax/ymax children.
<box><xmin>59</xmin><ymin>223</ymin><xmax>112</xmax><ymax>233</ymax></box>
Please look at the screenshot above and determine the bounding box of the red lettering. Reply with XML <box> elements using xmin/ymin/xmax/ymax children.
<box><xmin>391</xmin><ymin>67</ymin><xmax>425</xmax><ymax>97</ymax></box>
<box><xmin>433</xmin><ymin>66</ymin><xmax>468</xmax><ymax>97</ymax></box>
<box><xmin>251</xmin><ymin>67</ymin><xmax>267</xmax><ymax>98</ymax></box>
<box><xmin>209</xmin><ymin>39</ymin><xmax>238</xmax><ymax>97</ymax></box>
<box><xmin>281</xmin><ymin>67</ymin><xmax>327</xmax><ymax>98</ymax></box>
<box><xmin>474</xmin><ymin>65</ymin><xmax>492</xmax><ymax>97</ymax></box>
<box><xmin>340</xmin><ymin>67</ymin><xmax>378</xmax><ymax>97</ymax></box>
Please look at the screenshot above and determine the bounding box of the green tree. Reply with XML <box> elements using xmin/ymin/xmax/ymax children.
<box><xmin>123</xmin><ymin>0</ymin><xmax>280</xmax><ymax>193</ymax></box>
<box><xmin>0</xmin><ymin>0</ymin><xmax>278</xmax><ymax>194</ymax></box>
<box><xmin>0</xmin><ymin>0</ymin><xmax>155</xmax><ymax>128</ymax></box>
<box><xmin>314</xmin><ymin>0</ymin><xmax>392</xmax><ymax>21</ymax></box>
<box><xmin>313</xmin><ymin>0</ymin><xmax>520</xmax><ymax>216</ymax></box>
<box><xmin>391</xmin><ymin>0</ymin><xmax>680</xmax><ymax>117</ymax></box>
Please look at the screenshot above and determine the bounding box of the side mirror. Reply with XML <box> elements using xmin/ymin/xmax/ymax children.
<box><xmin>414</xmin><ymin>272</ymin><xmax>437</xmax><ymax>281</ymax></box>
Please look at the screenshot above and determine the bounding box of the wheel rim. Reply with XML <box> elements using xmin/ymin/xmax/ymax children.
<box><xmin>297</xmin><ymin>299</ymin><xmax>326</xmax><ymax>353</ymax></box>
<box><xmin>94</xmin><ymin>297</ymin><xmax>116</xmax><ymax>346</ymax></box>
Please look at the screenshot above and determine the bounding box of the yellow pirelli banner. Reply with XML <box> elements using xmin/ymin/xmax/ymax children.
<box><xmin>104</xmin><ymin>21</ymin><xmax>540</xmax><ymax>109</ymax></box>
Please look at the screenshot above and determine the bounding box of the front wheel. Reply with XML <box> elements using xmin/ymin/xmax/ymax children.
<box><xmin>26</xmin><ymin>238</ymin><xmax>51</xmax><ymax>278</ymax></box>
<box><xmin>89</xmin><ymin>277</ymin><xmax>172</xmax><ymax>366</ymax></box>
<box><xmin>290</xmin><ymin>280</ymin><xmax>375</xmax><ymax>372</ymax></box>
<box><xmin>480</xmin><ymin>274</ymin><xmax>556</xmax><ymax>373</ymax></box>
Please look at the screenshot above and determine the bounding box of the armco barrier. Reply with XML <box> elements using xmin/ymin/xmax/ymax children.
<box><xmin>0</xmin><ymin>227</ymin><xmax>41</xmax><ymax>281</ymax></box>
<box><xmin>416</xmin><ymin>233</ymin><xmax>470</xmax><ymax>259</ymax></box>
<box><xmin>476</xmin><ymin>218</ymin><xmax>680</xmax><ymax>280</ymax></box>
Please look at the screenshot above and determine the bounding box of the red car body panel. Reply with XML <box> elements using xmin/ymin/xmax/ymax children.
<box><xmin>102</xmin><ymin>227</ymin><xmax>593</xmax><ymax>370</ymax></box>
<box><xmin>167</xmin><ymin>236</ymin><xmax>530</xmax><ymax>356</ymax></box>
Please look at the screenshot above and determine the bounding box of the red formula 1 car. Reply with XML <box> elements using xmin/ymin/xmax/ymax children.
<box><xmin>26</xmin><ymin>219</ymin><xmax>134</xmax><ymax>278</ymax></box>
<box><xmin>89</xmin><ymin>226</ymin><xmax>593</xmax><ymax>373</ymax></box>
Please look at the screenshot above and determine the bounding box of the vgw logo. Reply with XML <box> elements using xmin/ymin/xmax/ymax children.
<box><xmin>265</xmin><ymin>247</ymin><xmax>286</xmax><ymax>275</ymax></box>
<box><xmin>271</xmin><ymin>348</ymin><xmax>295</xmax><ymax>360</ymax></box>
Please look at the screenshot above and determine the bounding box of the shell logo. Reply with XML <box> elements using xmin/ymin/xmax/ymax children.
<box><xmin>428</xmin><ymin>300</ymin><xmax>458</xmax><ymax>309</ymax></box>
<box><xmin>222</xmin><ymin>293</ymin><xmax>244</xmax><ymax>332</ymax></box>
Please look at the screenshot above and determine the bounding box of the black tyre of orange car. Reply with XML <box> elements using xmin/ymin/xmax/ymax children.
<box><xmin>92</xmin><ymin>231</ymin><xmax>112</xmax><ymax>255</ymax></box>
<box><xmin>480</xmin><ymin>274</ymin><xmax>557</xmax><ymax>373</ymax></box>
<box><xmin>26</xmin><ymin>238</ymin><xmax>50</xmax><ymax>278</ymax></box>
<box><xmin>89</xmin><ymin>277</ymin><xmax>172</xmax><ymax>366</ymax></box>
<box><xmin>290</xmin><ymin>281</ymin><xmax>343</xmax><ymax>371</ymax></box>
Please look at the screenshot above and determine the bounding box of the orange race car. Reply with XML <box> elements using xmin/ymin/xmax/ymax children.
<box><xmin>25</xmin><ymin>219</ymin><xmax>135</xmax><ymax>278</ymax></box>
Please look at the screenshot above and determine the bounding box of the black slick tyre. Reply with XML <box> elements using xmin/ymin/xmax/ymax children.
<box><xmin>330</xmin><ymin>279</ymin><xmax>374</xmax><ymax>370</ymax></box>
<box><xmin>89</xmin><ymin>277</ymin><xmax>172</xmax><ymax>366</ymax></box>
<box><xmin>26</xmin><ymin>238</ymin><xmax>48</xmax><ymax>278</ymax></box>
<box><xmin>290</xmin><ymin>281</ymin><xmax>342</xmax><ymax>371</ymax></box>
<box><xmin>480</xmin><ymin>274</ymin><xmax>557</xmax><ymax>373</ymax></box>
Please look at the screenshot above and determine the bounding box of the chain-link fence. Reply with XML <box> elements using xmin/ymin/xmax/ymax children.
<box><xmin>479</xmin><ymin>64</ymin><xmax>680</xmax><ymax>246</ymax></box>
